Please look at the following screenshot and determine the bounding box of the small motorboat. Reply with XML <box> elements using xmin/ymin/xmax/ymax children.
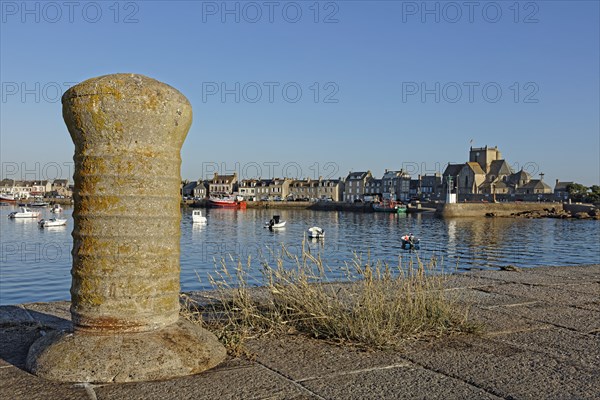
<box><xmin>39</xmin><ymin>218</ymin><xmax>67</xmax><ymax>227</ymax></box>
<box><xmin>192</xmin><ymin>209</ymin><xmax>207</xmax><ymax>224</ymax></box>
<box><xmin>307</xmin><ymin>226</ymin><xmax>325</xmax><ymax>239</ymax></box>
<box><xmin>30</xmin><ymin>201</ymin><xmax>50</xmax><ymax>207</ymax></box>
<box><xmin>265</xmin><ymin>215</ymin><xmax>286</xmax><ymax>230</ymax></box>
<box><xmin>401</xmin><ymin>234</ymin><xmax>420</xmax><ymax>250</ymax></box>
<box><xmin>50</xmin><ymin>204</ymin><xmax>63</xmax><ymax>213</ymax></box>
<box><xmin>8</xmin><ymin>207</ymin><xmax>41</xmax><ymax>219</ymax></box>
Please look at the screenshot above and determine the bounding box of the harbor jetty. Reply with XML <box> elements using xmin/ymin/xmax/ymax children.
<box><xmin>2</xmin><ymin>265</ymin><xmax>598</xmax><ymax>398</ymax></box>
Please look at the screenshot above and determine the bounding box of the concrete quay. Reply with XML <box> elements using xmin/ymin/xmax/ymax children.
<box><xmin>1</xmin><ymin>265</ymin><xmax>599</xmax><ymax>399</ymax></box>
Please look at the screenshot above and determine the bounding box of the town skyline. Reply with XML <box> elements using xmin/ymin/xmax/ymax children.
<box><xmin>1</xmin><ymin>2</ymin><xmax>598</xmax><ymax>187</ymax></box>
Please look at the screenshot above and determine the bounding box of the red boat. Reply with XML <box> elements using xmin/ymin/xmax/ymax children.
<box><xmin>208</xmin><ymin>197</ymin><xmax>247</xmax><ymax>209</ymax></box>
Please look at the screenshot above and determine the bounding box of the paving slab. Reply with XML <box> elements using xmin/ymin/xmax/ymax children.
<box><xmin>0</xmin><ymin>325</ymin><xmax>42</xmax><ymax>369</ymax></box>
<box><xmin>495</xmin><ymin>302</ymin><xmax>600</xmax><ymax>333</ymax></box>
<box><xmin>94</xmin><ymin>361</ymin><xmax>318</xmax><ymax>400</ymax></box>
<box><xmin>483</xmin><ymin>282</ymin><xmax>600</xmax><ymax>309</ymax></box>
<box><xmin>246</xmin><ymin>335</ymin><xmax>409</xmax><ymax>381</ymax></box>
<box><xmin>469</xmin><ymin>270</ymin><xmax>567</xmax><ymax>285</ymax></box>
<box><xmin>491</xmin><ymin>327</ymin><xmax>600</xmax><ymax>369</ymax></box>
<box><xmin>0</xmin><ymin>366</ymin><xmax>89</xmax><ymax>400</ymax></box>
<box><xmin>466</xmin><ymin>306</ymin><xmax>550</xmax><ymax>335</ymax></box>
<box><xmin>402</xmin><ymin>336</ymin><xmax>600</xmax><ymax>399</ymax></box>
<box><xmin>22</xmin><ymin>301</ymin><xmax>72</xmax><ymax>331</ymax></box>
<box><xmin>0</xmin><ymin>305</ymin><xmax>35</xmax><ymax>326</ymax></box>
<box><xmin>300</xmin><ymin>363</ymin><xmax>502</xmax><ymax>400</ymax></box>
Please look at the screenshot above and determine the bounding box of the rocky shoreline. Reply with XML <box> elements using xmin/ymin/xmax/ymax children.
<box><xmin>486</xmin><ymin>207</ymin><xmax>600</xmax><ymax>220</ymax></box>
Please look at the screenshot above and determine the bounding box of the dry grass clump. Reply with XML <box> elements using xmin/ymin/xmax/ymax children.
<box><xmin>181</xmin><ymin>242</ymin><xmax>479</xmax><ymax>355</ymax></box>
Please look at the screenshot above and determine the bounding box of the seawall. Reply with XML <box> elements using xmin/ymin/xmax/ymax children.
<box><xmin>436</xmin><ymin>202</ymin><xmax>564</xmax><ymax>218</ymax></box>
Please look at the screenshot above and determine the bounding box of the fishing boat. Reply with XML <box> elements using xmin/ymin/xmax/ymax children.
<box><xmin>265</xmin><ymin>215</ymin><xmax>286</xmax><ymax>229</ymax></box>
<box><xmin>8</xmin><ymin>207</ymin><xmax>41</xmax><ymax>219</ymax></box>
<box><xmin>39</xmin><ymin>218</ymin><xmax>67</xmax><ymax>227</ymax></box>
<box><xmin>50</xmin><ymin>204</ymin><xmax>63</xmax><ymax>213</ymax></box>
<box><xmin>0</xmin><ymin>194</ymin><xmax>17</xmax><ymax>203</ymax></box>
<box><xmin>192</xmin><ymin>209</ymin><xmax>207</xmax><ymax>224</ymax></box>
<box><xmin>307</xmin><ymin>226</ymin><xmax>325</xmax><ymax>239</ymax></box>
<box><xmin>373</xmin><ymin>200</ymin><xmax>406</xmax><ymax>213</ymax></box>
<box><xmin>208</xmin><ymin>197</ymin><xmax>247</xmax><ymax>209</ymax></box>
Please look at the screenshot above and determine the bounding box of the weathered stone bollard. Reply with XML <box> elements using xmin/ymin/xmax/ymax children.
<box><xmin>26</xmin><ymin>74</ymin><xmax>226</xmax><ymax>382</ymax></box>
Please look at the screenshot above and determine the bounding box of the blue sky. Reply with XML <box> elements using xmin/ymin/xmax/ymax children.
<box><xmin>1</xmin><ymin>0</ymin><xmax>599</xmax><ymax>186</ymax></box>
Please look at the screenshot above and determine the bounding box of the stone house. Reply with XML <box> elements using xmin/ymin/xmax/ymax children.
<box><xmin>553</xmin><ymin>180</ymin><xmax>573</xmax><ymax>201</ymax></box>
<box><xmin>343</xmin><ymin>171</ymin><xmax>372</xmax><ymax>202</ymax></box>
<box><xmin>50</xmin><ymin>179</ymin><xmax>72</xmax><ymax>197</ymax></box>
<box><xmin>419</xmin><ymin>174</ymin><xmax>443</xmax><ymax>198</ymax></box>
<box><xmin>238</xmin><ymin>179</ymin><xmax>258</xmax><ymax>200</ymax></box>
<box><xmin>381</xmin><ymin>170</ymin><xmax>411</xmax><ymax>201</ymax></box>
<box><xmin>182</xmin><ymin>181</ymin><xmax>198</xmax><ymax>197</ymax></box>
<box><xmin>209</xmin><ymin>173</ymin><xmax>238</xmax><ymax>196</ymax></box>
<box><xmin>288</xmin><ymin>179</ymin><xmax>311</xmax><ymax>200</ymax></box>
<box><xmin>193</xmin><ymin>181</ymin><xmax>209</xmax><ymax>198</ymax></box>
<box><xmin>515</xmin><ymin>179</ymin><xmax>553</xmax><ymax>195</ymax></box>
<box><xmin>364</xmin><ymin>177</ymin><xmax>381</xmax><ymax>200</ymax></box>
<box><xmin>269</xmin><ymin>178</ymin><xmax>291</xmax><ymax>199</ymax></box>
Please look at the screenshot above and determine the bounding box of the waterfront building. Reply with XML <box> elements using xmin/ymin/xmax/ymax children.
<box><xmin>238</xmin><ymin>179</ymin><xmax>258</xmax><ymax>200</ymax></box>
<box><xmin>419</xmin><ymin>173</ymin><xmax>443</xmax><ymax>199</ymax></box>
<box><xmin>343</xmin><ymin>171</ymin><xmax>372</xmax><ymax>202</ymax></box>
<box><xmin>381</xmin><ymin>170</ymin><xmax>411</xmax><ymax>201</ymax></box>
<box><xmin>209</xmin><ymin>173</ymin><xmax>238</xmax><ymax>196</ymax></box>
<box><xmin>515</xmin><ymin>179</ymin><xmax>553</xmax><ymax>195</ymax></box>
<box><xmin>554</xmin><ymin>180</ymin><xmax>574</xmax><ymax>201</ymax></box>
<box><xmin>182</xmin><ymin>180</ymin><xmax>198</xmax><ymax>197</ymax></box>
<box><xmin>0</xmin><ymin>179</ymin><xmax>53</xmax><ymax>198</ymax></box>
<box><xmin>193</xmin><ymin>181</ymin><xmax>209</xmax><ymax>198</ymax></box>
<box><xmin>364</xmin><ymin>177</ymin><xmax>381</xmax><ymax>201</ymax></box>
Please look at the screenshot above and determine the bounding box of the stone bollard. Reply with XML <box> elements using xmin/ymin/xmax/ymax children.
<box><xmin>26</xmin><ymin>74</ymin><xmax>226</xmax><ymax>383</ymax></box>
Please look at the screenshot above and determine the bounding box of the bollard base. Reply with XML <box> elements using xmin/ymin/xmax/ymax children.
<box><xmin>26</xmin><ymin>318</ymin><xmax>226</xmax><ymax>383</ymax></box>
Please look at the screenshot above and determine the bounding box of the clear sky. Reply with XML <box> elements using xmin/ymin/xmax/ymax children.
<box><xmin>1</xmin><ymin>0</ymin><xmax>599</xmax><ymax>186</ymax></box>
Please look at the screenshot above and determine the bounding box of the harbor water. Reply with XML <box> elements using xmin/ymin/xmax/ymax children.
<box><xmin>1</xmin><ymin>205</ymin><xmax>599</xmax><ymax>305</ymax></box>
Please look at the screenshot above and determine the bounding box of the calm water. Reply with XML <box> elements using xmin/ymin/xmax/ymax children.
<box><xmin>1</xmin><ymin>205</ymin><xmax>599</xmax><ymax>305</ymax></box>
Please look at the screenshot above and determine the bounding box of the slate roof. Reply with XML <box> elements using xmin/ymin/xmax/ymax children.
<box><xmin>443</xmin><ymin>163</ymin><xmax>464</xmax><ymax>177</ymax></box>
<box><xmin>489</xmin><ymin>160</ymin><xmax>513</xmax><ymax>177</ymax></box>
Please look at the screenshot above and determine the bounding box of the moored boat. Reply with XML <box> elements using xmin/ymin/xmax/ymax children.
<box><xmin>0</xmin><ymin>194</ymin><xmax>17</xmax><ymax>203</ymax></box>
<box><xmin>30</xmin><ymin>201</ymin><xmax>50</xmax><ymax>207</ymax></box>
<box><xmin>307</xmin><ymin>226</ymin><xmax>325</xmax><ymax>239</ymax></box>
<box><xmin>192</xmin><ymin>209</ymin><xmax>207</xmax><ymax>224</ymax></box>
<box><xmin>50</xmin><ymin>204</ymin><xmax>63</xmax><ymax>213</ymax></box>
<box><xmin>373</xmin><ymin>200</ymin><xmax>405</xmax><ymax>213</ymax></box>
<box><xmin>208</xmin><ymin>197</ymin><xmax>247</xmax><ymax>209</ymax></box>
<box><xmin>401</xmin><ymin>233</ymin><xmax>420</xmax><ymax>250</ymax></box>
<box><xmin>265</xmin><ymin>215</ymin><xmax>286</xmax><ymax>229</ymax></box>
<box><xmin>8</xmin><ymin>207</ymin><xmax>41</xmax><ymax>219</ymax></box>
<box><xmin>39</xmin><ymin>218</ymin><xmax>67</xmax><ymax>227</ymax></box>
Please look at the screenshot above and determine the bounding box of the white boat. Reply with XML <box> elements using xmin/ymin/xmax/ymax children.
<box><xmin>192</xmin><ymin>209</ymin><xmax>207</xmax><ymax>224</ymax></box>
<box><xmin>265</xmin><ymin>215</ymin><xmax>286</xmax><ymax>229</ymax></box>
<box><xmin>0</xmin><ymin>194</ymin><xmax>17</xmax><ymax>203</ymax></box>
<box><xmin>8</xmin><ymin>207</ymin><xmax>41</xmax><ymax>219</ymax></box>
<box><xmin>307</xmin><ymin>226</ymin><xmax>325</xmax><ymax>239</ymax></box>
<box><xmin>39</xmin><ymin>218</ymin><xmax>67</xmax><ymax>227</ymax></box>
<box><xmin>50</xmin><ymin>204</ymin><xmax>63</xmax><ymax>213</ymax></box>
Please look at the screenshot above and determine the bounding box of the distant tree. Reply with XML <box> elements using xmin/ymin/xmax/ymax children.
<box><xmin>566</xmin><ymin>183</ymin><xmax>588</xmax><ymax>202</ymax></box>
<box><xmin>588</xmin><ymin>185</ymin><xmax>600</xmax><ymax>203</ymax></box>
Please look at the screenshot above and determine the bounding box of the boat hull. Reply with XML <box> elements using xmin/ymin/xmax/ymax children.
<box><xmin>208</xmin><ymin>199</ymin><xmax>247</xmax><ymax>209</ymax></box>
